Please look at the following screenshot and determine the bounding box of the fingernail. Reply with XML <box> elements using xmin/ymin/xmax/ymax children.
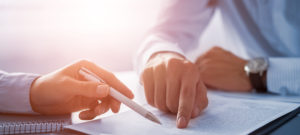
<box><xmin>177</xmin><ymin>116</ymin><xmax>187</xmax><ymax>128</ymax></box>
<box><xmin>97</xmin><ymin>85</ymin><xmax>109</xmax><ymax>97</ymax></box>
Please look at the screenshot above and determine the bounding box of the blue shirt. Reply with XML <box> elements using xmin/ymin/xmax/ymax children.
<box><xmin>136</xmin><ymin>0</ymin><xmax>300</xmax><ymax>95</ymax></box>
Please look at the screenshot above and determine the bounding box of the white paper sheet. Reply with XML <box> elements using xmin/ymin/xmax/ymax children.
<box><xmin>115</xmin><ymin>71</ymin><xmax>300</xmax><ymax>104</ymax></box>
<box><xmin>65</xmin><ymin>93</ymin><xmax>299</xmax><ymax>135</ymax></box>
<box><xmin>209</xmin><ymin>90</ymin><xmax>300</xmax><ymax>103</ymax></box>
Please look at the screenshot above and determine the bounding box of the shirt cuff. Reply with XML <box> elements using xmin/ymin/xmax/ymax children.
<box><xmin>0</xmin><ymin>71</ymin><xmax>40</xmax><ymax>114</ymax></box>
<box><xmin>267</xmin><ymin>58</ymin><xmax>300</xmax><ymax>95</ymax></box>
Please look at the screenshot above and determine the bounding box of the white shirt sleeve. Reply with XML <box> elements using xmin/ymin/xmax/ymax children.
<box><xmin>267</xmin><ymin>58</ymin><xmax>300</xmax><ymax>95</ymax></box>
<box><xmin>0</xmin><ymin>70</ymin><xmax>40</xmax><ymax>114</ymax></box>
<box><xmin>134</xmin><ymin>0</ymin><xmax>216</xmax><ymax>75</ymax></box>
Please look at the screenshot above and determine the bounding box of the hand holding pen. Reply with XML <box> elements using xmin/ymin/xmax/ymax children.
<box><xmin>79</xmin><ymin>67</ymin><xmax>161</xmax><ymax>124</ymax></box>
<box><xmin>30</xmin><ymin>60</ymin><xmax>134</xmax><ymax>119</ymax></box>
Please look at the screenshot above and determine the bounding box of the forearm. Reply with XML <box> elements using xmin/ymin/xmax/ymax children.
<box><xmin>134</xmin><ymin>0</ymin><xmax>216</xmax><ymax>75</ymax></box>
<box><xmin>266</xmin><ymin>58</ymin><xmax>300</xmax><ymax>95</ymax></box>
<box><xmin>0</xmin><ymin>70</ymin><xmax>39</xmax><ymax>114</ymax></box>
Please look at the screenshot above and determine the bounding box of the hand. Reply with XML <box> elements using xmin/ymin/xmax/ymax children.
<box><xmin>141</xmin><ymin>52</ymin><xmax>208</xmax><ymax>128</ymax></box>
<box><xmin>195</xmin><ymin>46</ymin><xmax>251</xmax><ymax>92</ymax></box>
<box><xmin>30</xmin><ymin>60</ymin><xmax>134</xmax><ymax>120</ymax></box>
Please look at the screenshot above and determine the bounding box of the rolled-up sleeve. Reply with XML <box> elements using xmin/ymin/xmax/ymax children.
<box><xmin>0</xmin><ymin>70</ymin><xmax>39</xmax><ymax>114</ymax></box>
<box><xmin>267</xmin><ymin>58</ymin><xmax>300</xmax><ymax>95</ymax></box>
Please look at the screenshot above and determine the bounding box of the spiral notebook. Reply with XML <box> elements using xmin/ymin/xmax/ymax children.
<box><xmin>0</xmin><ymin>113</ymin><xmax>71</xmax><ymax>134</ymax></box>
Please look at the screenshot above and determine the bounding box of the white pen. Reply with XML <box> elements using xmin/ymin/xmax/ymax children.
<box><xmin>79</xmin><ymin>67</ymin><xmax>162</xmax><ymax>125</ymax></box>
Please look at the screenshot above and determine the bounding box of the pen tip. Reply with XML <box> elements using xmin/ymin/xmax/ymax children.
<box><xmin>146</xmin><ymin>112</ymin><xmax>162</xmax><ymax>125</ymax></box>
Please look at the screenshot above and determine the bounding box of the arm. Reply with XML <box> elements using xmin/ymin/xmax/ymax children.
<box><xmin>136</xmin><ymin>0</ymin><xmax>216</xmax><ymax>128</ymax></box>
<box><xmin>30</xmin><ymin>60</ymin><xmax>133</xmax><ymax>119</ymax></box>
<box><xmin>267</xmin><ymin>58</ymin><xmax>300</xmax><ymax>95</ymax></box>
<box><xmin>135</xmin><ymin>0</ymin><xmax>216</xmax><ymax>74</ymax></box>
<box><xmin>0</xmin><ymin>60</ymin><xmax>134</xmax><ymax>120</ymax></box>
<box><xmin>195</xmin><ymin>47</ymin><xmax>300</xmax><ymax>96</ymax></box>
<box><xmin>0</xmin><ymin>70</ymin><xmax>39</xmax><ymax>114</ymax></box>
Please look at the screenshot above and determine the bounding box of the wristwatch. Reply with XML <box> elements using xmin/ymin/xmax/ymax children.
<box><xmin>244</xmin><ymin>58</ymin><xmax>268</xmax><ymax>93</ymax></box>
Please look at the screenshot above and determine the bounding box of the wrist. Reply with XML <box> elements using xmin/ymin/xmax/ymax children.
<box><xmin>241</xmin><ymin>61</ymin><xmax>253</xmax><ymax>91</ymax></box>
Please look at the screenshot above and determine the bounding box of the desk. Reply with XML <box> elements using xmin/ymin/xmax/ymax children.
<box><xmin>271</xmin><ymin>114</ymin><xmax>300</xmax><ymax>135</ymax></box>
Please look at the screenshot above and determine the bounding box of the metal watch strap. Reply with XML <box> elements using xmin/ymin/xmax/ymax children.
<box><xmin>249</xmin><ymin>73</ymin><xmax>267</xmax><ymax>93</ymax></box>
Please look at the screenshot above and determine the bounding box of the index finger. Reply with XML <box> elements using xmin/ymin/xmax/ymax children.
<box><xmin>176</xmin><ymin>78</ymin><xmax>197</xmax><ymax>128</ymax></box>
<box><xmin>77</xmin><ymin>60</ymin><xmax>134</xmax><ymax>99</ymax></box>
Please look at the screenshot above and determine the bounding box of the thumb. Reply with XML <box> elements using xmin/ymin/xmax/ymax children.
<box><xmin>69</xmin><ymin>78</ymin><xmax>110</xmax><ymax>99</ymax></box>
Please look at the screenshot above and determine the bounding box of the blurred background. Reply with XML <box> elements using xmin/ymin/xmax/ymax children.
<box><xmin>0</xmin><ymin>0</ymin><xmax>233</xmax><ymax>74</ymax></box>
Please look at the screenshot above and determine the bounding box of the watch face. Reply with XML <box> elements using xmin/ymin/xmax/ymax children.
<box><xmin>244</xmin><ymin>58</ymin><xmax>268</xmax><ymax>74</ymax></box>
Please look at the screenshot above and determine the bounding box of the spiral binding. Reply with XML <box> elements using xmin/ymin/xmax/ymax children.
<box><xmin>0</xmin><ymin>120</ymin><xmax>68</xmax><ymax>135</ymax></box>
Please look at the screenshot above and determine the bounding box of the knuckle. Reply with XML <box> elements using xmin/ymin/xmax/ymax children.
<box><xmin>201</xmin><ymin>58</ymin><xmax>213</xmax><ymax>67</ymax></box>
<box><xmin>166</xmin><ymin>64</ymin><xmax>182</xmax><ymax>79</ymax></box>
<box><xmin>141</xmin><ymin>67</ymin><xmax>152</xmax><ymax>79</ymax></box>
<box><xmin>77</xmin><ymin>59</ymin><xmax>90</xmax><ymax>65</ymax></box>
<box><xmin>167</xmin><ymin>58</ymin><xmax>187</xmax><ymax>72</ymax></box>
<box><xmin>211</xmin><ymin>46</ymin><xmax>221</xmax><ymax>51</ymax></box>
<box><xmin>204</xmin><ymin>46</ymin><xmax>221</xmax><ymax>57</ymax></box>
<box><xmin>184</xmin><ymin>61</ymin><xmax>197</xmax><ymax>70</ymax></box>
<box><xmin>76</xmin><ymin>59</ymin><xmax>94</xmax><ymax>69</ymax></box>
<box><xmin>181</xmin><ymin>86</ymin><xmax>196</xmax><ymax>98</ymax></box>
<box><xmin>142</xmin><ymin>67</ymin><xmax>152</xmax><ymax>74</ymax></box>
<box><xmin>183</xmin><ymin>62</ymin><xmax>197</xmax><ymax>73</ymax></box>
<box><xmin>153</xmin><ymin>64</ymin><xmax>166</xmax><ymax>80</ymax></box>
<box><xmin>153</xmin><ymin>62</ymin><xmax>165</xmax><ymax>72</ymax></box>
<box><xmin>167</xmin><ymin>58</ymin><xmax>181</xmax><ymax>67</ymax></box>
<box><xmin>202</xmin><ymin>51</ymin><xmax>210</xmax><ymax>58</ymax></box>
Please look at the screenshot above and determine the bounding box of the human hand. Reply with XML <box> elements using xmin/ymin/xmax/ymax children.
<box><xmin>195</xmin><ymin>47</ymin><xmax>251</xmax><ymax>92</ymax></box>
<box><xmin>30</xmin><ymin>60</ymin><xmax>134</xmax><ymax>120</ymax></box>
<box><xmin>141</xmin><ymin>52</ymin><xmax>208</xmax><ymax>128</ymax></box>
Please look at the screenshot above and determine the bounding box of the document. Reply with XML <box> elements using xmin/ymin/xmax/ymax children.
<box><xmin>65</xmin><ymin>93</ymin><xmax>299</xmax><ymax>135</ymax></box>
<box><xmin>209</xmin><ymin>90</ymin><xmax>300</xmax><ymax>103</ymax></box>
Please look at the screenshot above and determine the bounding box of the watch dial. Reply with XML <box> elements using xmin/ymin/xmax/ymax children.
<box><xmin>245</xmin><ymin>58</ymin><xmax>268</xmax><ymax>73</ymax></box>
